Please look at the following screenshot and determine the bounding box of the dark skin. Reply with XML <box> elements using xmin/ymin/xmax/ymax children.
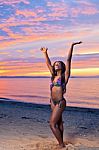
<box><xmin>41</xmin><ymin>41</ymin><xmax>82</xmax><ymax>149</ymax></box>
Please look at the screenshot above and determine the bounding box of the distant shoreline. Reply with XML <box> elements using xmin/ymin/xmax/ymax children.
<box><xmin>0</xmin><ymin>75</ymin><xmax>99</xmax><ymax>78</ymax></box>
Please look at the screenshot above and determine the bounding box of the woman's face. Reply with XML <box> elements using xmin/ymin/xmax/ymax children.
<box><xmin>54</xmin><ymin>61</ymin><xmax>62</xmax><ymax>70</ymax></box>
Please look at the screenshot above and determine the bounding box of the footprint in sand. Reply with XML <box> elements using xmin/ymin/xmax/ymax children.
<box><xmin>21</xmin><ymin>116</ymin><xmax>32</xmax><ymax>119</ymax></box>
<box><xmin>66</xmin><ymin>144</ymin><xmax>75</xmax><ymax>150</ymax></box>
<box><xmin>0</xmin><ymin>114</ymin><xmax>7</xmax><ymax>118</ymax></box>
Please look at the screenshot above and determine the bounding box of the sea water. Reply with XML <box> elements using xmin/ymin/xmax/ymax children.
<box><xmin>0</xmin><ymin>77</ymin><xmax>99</xmax><ymax>109</ymax></box>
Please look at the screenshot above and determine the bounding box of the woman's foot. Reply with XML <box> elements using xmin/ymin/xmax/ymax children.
<box><xmin>58</xmin><ymin>143</ymin><xmax>66</xmax><ymax>149</ymax></box>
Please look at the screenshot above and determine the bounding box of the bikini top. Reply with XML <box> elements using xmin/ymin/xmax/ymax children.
<box><xmin>50</xmin><ymin>77</ymin><xmax>65</xmax><ymax>91</ymax></box>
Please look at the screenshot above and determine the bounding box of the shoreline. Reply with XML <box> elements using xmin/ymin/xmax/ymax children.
<box><xmin>0</xmin><ymin>97</ymin><xmax>99</xmax><ymax>112</ymax></box>
<box><xmin>0</xmin><ymin>99</ymin><xmax>99</xmax><ymax>150</ymax></box>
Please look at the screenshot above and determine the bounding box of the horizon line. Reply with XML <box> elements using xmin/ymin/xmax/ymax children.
<box><xmin>0</xmin><ymin>75</ymin><xmax>99</xmax><ymax>78</ymax></box>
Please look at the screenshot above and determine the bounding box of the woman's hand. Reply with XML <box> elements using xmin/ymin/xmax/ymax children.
<box><xmin>40</xmin><ymin>47</ymin><xmax>48</xmax><ymax>53</ymax></box>
<box><xmin>72</xmin><ymin>41</ymin><xmax>82</xmax><ymax>46</ymax></box>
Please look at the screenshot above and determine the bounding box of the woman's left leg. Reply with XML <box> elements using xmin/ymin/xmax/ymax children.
<box><xmin>57</xmin><ymin>115</ymin><xmax>64</xmax><ymax>142</ymax></box>
<box><xmin>57</xmin><ymin>99</ymin><xmax>66</xmax><ymax>141</ymax></box>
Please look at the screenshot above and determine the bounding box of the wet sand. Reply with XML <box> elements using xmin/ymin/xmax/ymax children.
<box><xmin>0</xmin><ymin>99</ymin><xmax>99</xmax><ymax>150</ymax></box>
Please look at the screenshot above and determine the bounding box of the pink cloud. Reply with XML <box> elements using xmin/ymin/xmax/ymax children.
<box><xmin>36</xmin><ymin>7</ymin><xmax>45</xmax><ymax>14</ymax></box>
<box><xmin>0</xmin><ymin>36</ymin><xmax>5</xmax><ymax>40</ymax></box>
<box><xmin>0</xmin><ymin>56</ymin><xmax>99</xmax><ymax>76</ymax></box>
<box><xmin>0</xmin><ymin>52</ymin><xmax>9</xmax><ymax>55</ymax></box>
<box><xmin>82</xmin><ymin>7</ymin><xmax>99</xmax><ymax>15</ymax></box>
<box><xmin>76</xmin><ymin>1</ymin><xmax>96</xmax><ymax>7</ymax></box>
<box><xmin>16</xmin><ymin>9</ymin><xmax>37</xmax><ymax>18</ymax></box>
<box><xmin>0</xmin><ymin>60</ymin><xmax>48</xmax><ymax>76</ymax></box>
<box><xmin>17</xmin><ymin>49</ymin><xmax>24</xmax><ymax>53</ymax></box>
<box><xmin>47</xmin><ymin>1</ymin><xmax>68</xmax><ymax>19</ymax></box>
<box><xmin>0</xmin><ymin>0</ymin><xmax>29</xmax><ymax>5</ymax></box>
<box><xmin>71</xmin><ymin>7</ymin><xmax>99</xmax><ymax>17</ymax></box>
<box><xmin>15</xmin><ymin>9</ymin><xmax>47</xmax><ymax>21</ymax></box>
<box><xmin>46</xmin><ymin>0</ymin><xmax>99</xmax><ymax>19</ymax></box>
<box><xmin>46</xmin><ymin>1</ymin><xmax>99</xmax><ymax>21</ymax></box>
<box><xmin>0</xmin><ymin>17</ymin><xmax>38</xmax><ymax>30</ymax></box>
<box><xmin>22</xmin><ymin>28</ymin><xmax>33</xmax><ymax>35</ymax></box>
<box><xmin>0</xmin><ymin>24</ymin><xmax>98</xmax><ymax>50</ymax></box>
<box><xmin>2</xmin><ymin>27</ymin><xmax>24</xmax><ymax>40</ymax></box>
<box><xmin>72</xmin><ymin>57</ymin><xmax>99</xmax><ymax>69</ymax></box>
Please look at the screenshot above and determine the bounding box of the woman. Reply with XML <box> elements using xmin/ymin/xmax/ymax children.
<box><xmin>41</xmin><ymin>41</ymin><xmax>82</xmax><ymax>149</ymax></box>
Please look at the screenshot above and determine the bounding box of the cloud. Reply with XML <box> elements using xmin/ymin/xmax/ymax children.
<box><xmin>0</xmin><ymin>52</ymin><xmax>99</xmax><ymax>76</ymax></box>
<box><xmin>47</xmin><ymin>1</ymin><xmax>68</xmax><ymax>19</ymax></box>
<box><xmin>0</xmin><ymin>36</ymin><xmax>5</xmax><ymax>40</ymax></box>
<box><xmin>16</xmin><ymin>49</ymin><xmax>24</xmax><ymax>53</ymax></box>
<box><xmin>71</xmin><ymin>67</ymin><xmax>99</xmax><ymax>76</ymax></box>
<box><xmin>76</xmin><ymin>0</ymin><xmax>96</xmax><ymax>7</ymax></box>
<box><xmin>0</xmin><ymin>59</ymin><xmax>48</xmax><ymax>76</ymax></box>
<box><xmin>0</xmin><ymin>0</ymin><xmax>99</xmax><ymax>77</ymax></box>
<box><xmin>0</xmin><ymin>52</ymin><xmax>9</xmax><ymax>55</ymax></box>
<box><xmin>46</xmin><ymin>0</ymin><xmax>99</xmax><ymax>20</ymax></box>
<box><xmin>0</xmin><ymin>0</ymin><xmax>29</xmax><ymax>5</ymax></box>
<box><xmin>71</xmin><ymin>6</ymin><xmax>99</xmax><ymax>17</ymax></box>
<box><xmin>16</xmin><ymin>9</ymin><xmax>37</xmax><ymax>18</ymax></box>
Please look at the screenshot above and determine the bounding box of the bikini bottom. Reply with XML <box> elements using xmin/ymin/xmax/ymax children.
<box><xmin>50</xmin><ymin>97</ymin><xmax>66</xmax><ymax>108</ymax></box>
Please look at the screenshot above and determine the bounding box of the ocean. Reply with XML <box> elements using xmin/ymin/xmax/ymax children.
<box><xmin>0</xmin><ymin>77</ymin><xmax>99</xmax><ymax>109</ymax></box>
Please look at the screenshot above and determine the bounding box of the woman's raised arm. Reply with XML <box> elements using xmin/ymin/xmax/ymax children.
<box><xmin>65</xmin><ymin>41</ymin><xmax>82</xmax><ymax>84</ymax></box>
<box><xmin>40</xmin><ymin>47</ymin><xmax>53</xmax><ymax>75</ymax></box>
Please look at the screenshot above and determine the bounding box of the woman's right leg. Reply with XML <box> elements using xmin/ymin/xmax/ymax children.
<box><xmin>57</xmin><ymin>115</ymin><xmax>64</xmax><ymax>142</ymax></box>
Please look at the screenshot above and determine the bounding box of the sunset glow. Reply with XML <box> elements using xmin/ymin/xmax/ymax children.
<box><xmin>0</xmin><ymin>0</ymin><xmax>99</xmax><ymax>76</ymax></box>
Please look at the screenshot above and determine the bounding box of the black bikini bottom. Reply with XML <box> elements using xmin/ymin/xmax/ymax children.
<box><xmin>50</xmin><ymin>97</ymin><xmax>66</xmax><ymax>108</ymax></box>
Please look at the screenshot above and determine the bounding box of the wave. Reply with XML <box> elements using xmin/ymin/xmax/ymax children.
<box><xmin>7</xmin><ymin>94</ymin><xmax>49</xmax><ymax>99</ymax></box>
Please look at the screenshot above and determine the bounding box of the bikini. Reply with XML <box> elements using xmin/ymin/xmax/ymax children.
<box><xmin>50</xmin><ymin>77</ymin><xmax>66</xmax><ymax>108</ymax></box>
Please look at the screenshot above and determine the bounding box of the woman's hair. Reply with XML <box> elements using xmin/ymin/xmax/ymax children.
<box><xmin>51</xmin><ymin>61</ymin><xmax>66</xmax><ymax>84</ymax></box>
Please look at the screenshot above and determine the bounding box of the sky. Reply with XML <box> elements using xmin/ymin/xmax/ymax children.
<box><xmin>0</xmin><ymin>0</ymin><xmax>99</xmax><ymax>76</ymax></box>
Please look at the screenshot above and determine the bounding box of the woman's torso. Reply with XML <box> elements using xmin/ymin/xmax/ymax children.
<box><xmin>50</xmin><ymin>76</ymin><xmax>66</xmax><ymax>100</ymax></box>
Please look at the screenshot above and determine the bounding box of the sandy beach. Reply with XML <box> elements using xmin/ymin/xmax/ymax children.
<box><xmin>0</xmin><ymin>99</ymin><xmax>99</xmax><ymax>150</ymax></box>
